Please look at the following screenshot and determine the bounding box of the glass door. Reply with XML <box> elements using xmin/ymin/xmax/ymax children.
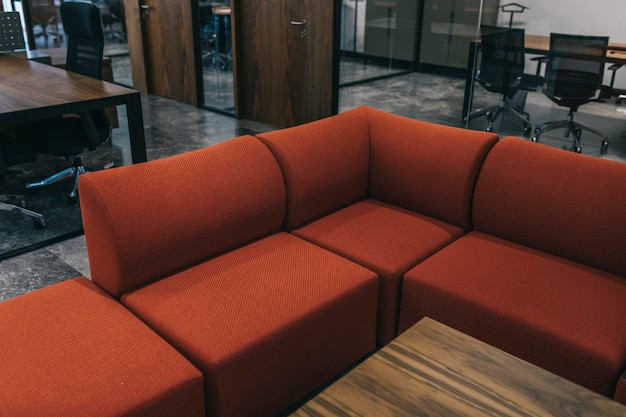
<box><xmin>197</xmin><ymin>0</ymin><xmax>234</xmax><ymax>114</ymax></box>
<box><xmin>339</xmin><ymin>0</ymin><xmax>421</xmax><ymax>86</ymax></box>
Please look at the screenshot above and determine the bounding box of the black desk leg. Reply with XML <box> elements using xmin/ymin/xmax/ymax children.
<box><xmin>463</xmin><ymin>41</ymin><xmax>478</xmax><ymax>122</ymax></box>
<box><xmin>126</xmin><ymin>92</ymin><xmax>147</xmax><ymax>164</ymax></box>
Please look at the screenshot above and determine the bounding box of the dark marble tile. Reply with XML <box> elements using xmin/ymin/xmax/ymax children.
<box><xmin>46</xmin><ymin>235</ymin><xmax>91</xmax><ymax>278</ymax></box>
<box><xmin>0</xmin><ymin>249</ymin><xmax>82</xmax><ymax>302</ymax></box>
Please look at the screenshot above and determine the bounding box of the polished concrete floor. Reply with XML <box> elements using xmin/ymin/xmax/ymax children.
<box><xmin>2</xmin><ymin>64</ymin><xmax>626</xmax><ymax>302</ymax></box>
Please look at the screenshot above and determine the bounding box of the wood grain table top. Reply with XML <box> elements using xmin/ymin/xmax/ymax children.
<box><xmin>0</xmin><ymin>54</ymin><xmax>147</xmax><ymax>163</ymax></box>
<box><xmin>291</xmin><ymin>317</ymin><xmax>626</xmax><ymax>416</ymax></box>
<box><xmin>0</xmin><ymin>54</ymin><xmax>134</xmax><ymax>119</ymax></box>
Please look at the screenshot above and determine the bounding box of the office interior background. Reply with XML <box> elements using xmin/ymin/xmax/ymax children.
<box><xmin>3</xmin><ymin>0</ymin><xmax>626</xmax><ymax>157</ymax></box>
<box><xmin>1</xmin><ymin>0</ymin><xmax>626</xmax><ymax>299</ymax></box>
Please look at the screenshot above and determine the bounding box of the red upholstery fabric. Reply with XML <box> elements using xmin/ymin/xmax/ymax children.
<box><xmin>367</xmin><ymin>107</ymin><xmax>499</xmax><ymax>231</ymax></box>
<box><xmin>615</xmin><ymin>373</ymin><xmax>626</xmax><ymax>405</ymax></box>
<box><xmin>121</xmin><ymin>232</ymin><xmax>378</xmax><ymax>417</ymax></box>
<box><xmin>256</xmin><ymin>107</ymin><xmax>370</xmax><ymax>230</ymax></box>
<box><xmin>294</xmin><ymin>199</ymin><xmax>464</xmax><ymax>345</ymax></box>
<box><xmin>398</xmin><ymin>232</ymin><xmax>626</xmax><ymax>398</ymax></box>
<box><xmin>474</xmin><ymin>137</ymin><xmax>626</xmax><ymax>277</ymax></box>
<box><xmin>0</xmin><ymin>278</ymin><xmax>205</xmax><ymax>417</ymax></box>
<box><xmin>78</xmin><ymin>135</ymin><xmax>286</xmax><ymax>298</ymax></box>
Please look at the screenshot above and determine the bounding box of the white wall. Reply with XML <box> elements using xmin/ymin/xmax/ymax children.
<box><xmin>497</xmin><ymin>0</ymin><xmax>626</xmax><ymax>89</ymax></box>
<box><xmin>341</xmin><ymin>0</ymin><xmax>367</xmax><ymax>53</ymax></box>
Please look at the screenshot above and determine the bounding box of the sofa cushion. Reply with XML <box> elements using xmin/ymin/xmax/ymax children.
<box><xmin>398</xmin><ymin>232</ymin><xmax>626</xmax><ymax>398</ymax></box>
<box><xmin>366</xmin><ymin>107</ymin><xmax>498</xmax><ymax>231</ymax></box>
<box><xmin>616</xmin><ymin>374</ymin><xmax>626</xmax><ymax>405</ymax></box>
<box><xmin>79</xmin><ymin>135</ymin><xmax>286</xmax><ymax>298</ymax></box>
<box><xmin>121</xmin><ymin>232</ymin><xmax>378</xmax><ymax>417</ymax></box>
<box><xmin>293</xmin><ymin>199</ymin><xmax>464</xmax><ymax>345</ymax></box>
<box><xmin>256</xmin><ymin>107</ymin><xmax>370</xmax><ymax>230</ymax></box>
<box><xmin>0</xmin><ymin>278</ymin><xmax>205</xmax><ymax>417</ymax></box>
<box><xmin>473</xmin><ymin>137</ymin><xmax>626</xmax><ymax>277</ymax></box>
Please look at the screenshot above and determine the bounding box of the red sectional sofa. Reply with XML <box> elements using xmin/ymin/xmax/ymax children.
<box><xmin>0</xmin><ymin>106</ymin><xmax>624</xmax><ymax>416</ymax></box>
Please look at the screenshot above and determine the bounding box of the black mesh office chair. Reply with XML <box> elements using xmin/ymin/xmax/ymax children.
<box><xmin>17</xmin><ymin>2</ymin><xmax>112</xmax><ymax>204</ymax></box>
<box><xmin>466</xmin><ymin>25</ymin><xmax>531</xmax><ymax>134</ymax></box>
<box><xmin>531</xmin><ymin>33</ymin><xmax>610</xmax><ymax>153</ymax></box>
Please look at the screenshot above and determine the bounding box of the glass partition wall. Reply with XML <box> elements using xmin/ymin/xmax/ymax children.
<box><xmin>338</xmin><ymin>0</ymin><xmax>626</xmax><ymax>162</ymax></box>
<box><xmin>6</xmin><ymin>0</ymin><xmax>625</xmax><ymax>161</ymax></box>
<box><xmin>2</xmin><ymin>0</ymin><xmax>131</xmax><ymax>87</ymax></box>
<box><xmin>197</xmin><ymin>1</ymin><xmax>234</xmax><ymax>114</ymax></box>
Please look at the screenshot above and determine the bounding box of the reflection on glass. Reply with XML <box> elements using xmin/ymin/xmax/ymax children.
<box><xmin>198</xmin><ymin>1</ymin><xmax>234</xmax><ymax>114</ymax></box>
<box><xmin>98</xmin><ymin>0</ymin><xmax>132</xmax><ymax>88</ymax></box>
<box><xmin>340</xmin><ymin>0</ymin><xmax>420</xmax><ymax>85</ymax></box>
<box><xmin>338</xmin><ymin>0</ymin><xmax>626</xmax><ymax>161</ymax></box>
<box><xmin>2</xmin><ymin>0</ymin><xmax>131</xmax><ymax>87</ymax></box>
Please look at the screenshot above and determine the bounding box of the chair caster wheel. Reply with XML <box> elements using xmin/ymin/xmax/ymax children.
<box><xmin>486</xmin><ymin>126</ymin><xmax>493</xmax><ymax>132</ymax></box>
<box><xmin>33</xmin><ymin>219</ymin><xmax>46</xmax><ymax>230</ymax></box>
<box><xmin>523</xmin><ymin>125</ymin><xmax>531</xmax><ymax>135</ymax></box>
<box><xmin>574</xmin><ymin>146</ymin><xmax>582</xmax><ymax>153</ymax></box>
<box><xmin>531</xmin><ymin>136</ymin><xmax>538</xmax><ymax>142</ymax></box>
<box><xmin>601</xmin><ymin>140</ymin><xmax>609</xmax><ymax>154</ymax></box>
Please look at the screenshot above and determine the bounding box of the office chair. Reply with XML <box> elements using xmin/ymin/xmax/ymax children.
<box><xmin>101</xmin><ymin>0</ymin><xmax>126</xmax><ymax>42</ymax></box>
<box><xmin>466</xmin><ymin>25</ymin><xmax>531</xmax><ymax>134</ymax></box>
<box><xmin>531</xmin><ymin>33</ymin><xmax>610</xmax><ymax>153</ymax></box>
<box><xmin>30</xmin><ymin>0</ymin><xmax>61</xmax><ymax>45</ymax></box>
<box><xmin>0</xmin><ymin>11</ymin><xmax>27</xmax><ymax>52</ymax></box>
<box><xmin>17</xmin><ymin>2</ymin><xmax>112</xmax><ymax>205</ymax></box>
<box><xmin>0</xmin><ymin>135</ymin><xmax>46</xmax><ymax>229</ymax></box>
<box><xmin>201</xmin><ymin>4</ymin><xmax>232</xmax><ymax>70</ymax></box>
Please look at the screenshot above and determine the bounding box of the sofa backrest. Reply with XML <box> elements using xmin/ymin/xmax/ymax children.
<box><xmin>256</xmin><ymin>107</ymin><xmax>371</xmax><ymax>230</ymax></box>
<box><xmin>473</xmin><ymin>137</ymin><xmax>626</xmax><ymax>277</ymax></box>
<box><xmin>78</xmin><ymin>135</ymin><xmax>286</xmax><ymax>298</ymax></box>
<box><xmin>366</xmin><ymin>107</ymin><xmax>499</xmax><ymax>231</ymax></box>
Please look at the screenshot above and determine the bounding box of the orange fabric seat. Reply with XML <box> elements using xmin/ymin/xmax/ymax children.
<box><xmin>0</xmin><ymin>278</ymin><xmax>205</xmax><ymax>417</ymax></box>
<box><xmin>400</xmin><ymin>137</ymin><xmax>626</xmax><ymax>401</ymax></box>
<box><xmin>399</xmin><ymin>232</ymin><xmax>626</xmax><ymax>398</ymax></box>
<box><xmin>293</xmin><ymin>199</ymin><xmax>463</xmax><ymax>344</ymax></box>
<box><xmin>78</xmin><ymin>135</ymin><xmax>378</xmax><ymax>417</ymax></box>
<box><xmin>121</xmin><ymin>232</ymin><xmax>378</xmax><ymax>417</ymax></box>
<box><xmin>258</xmin><ymin>106</ymin><xmax>498</xmax><ymax>344</ymax></box>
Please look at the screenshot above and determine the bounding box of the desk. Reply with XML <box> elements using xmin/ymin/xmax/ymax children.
<box><xmin>463</xmin><ymin>35</ymin><xmax>626</xmax><ymax>119</ymax></box>
<box><xmin>291</xmin><ymin>317</ymin><xmax>626</xmax><ymax>416</ymax></box>
<box><xmin>37</xmin><ymin>47</ymin><xmax>119</xmax><ymax>127</ymax></box>
<box><xmin>0</xmin><ymin>54</ymin><xmax>146</xmax><ymax>163</ymax></box>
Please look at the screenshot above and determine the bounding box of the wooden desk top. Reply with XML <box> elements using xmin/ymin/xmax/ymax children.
<box><xmin>0</xmin><ymin>54</ymin><xmax>135</xmax><ymax>122</ymax></box>
<box><xmin>291</xmin><ymin>318</ymin><xmax>626</xmax><ymax>416</ymax></box>
<box><xmin>523</xmin><ymin>34</ymin><xmax>626</xmax><ymax>65</ymax></box>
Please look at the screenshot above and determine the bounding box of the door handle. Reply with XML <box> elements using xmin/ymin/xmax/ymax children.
<box><xmin>140</xmin><ymin>3</ymin><xmax>154</xmax><ymax>18</ymax></box>
<box><xmin>290</xmin><ymin>20</ymin><xmax>307</xmax><ymax>38</ymax></box>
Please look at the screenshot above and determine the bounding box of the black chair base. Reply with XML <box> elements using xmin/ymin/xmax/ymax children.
<box><xmin>531</xmin><ymin>111</ymin><xmax>609</xmax><ymax>154</ymax></box>
<box><xmin>466</xmin><ymin>99</ymin><xmax>531</xmax><ymax>134</ymax></box>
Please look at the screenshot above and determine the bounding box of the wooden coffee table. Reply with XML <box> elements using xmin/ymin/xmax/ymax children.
<box><xmin>291</xmin><ymin>317</ymin><xmax>626</xmax><ymax>416</ymax></box>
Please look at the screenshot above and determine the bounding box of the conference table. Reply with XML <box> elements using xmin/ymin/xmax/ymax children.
<box><xmin>0</xmin><ymin>54</ymin><xmax>146</xmax><ymax>164</ymax></box>
<box><xmin>462</xmin><ymin>34</ymin><xmax>626</xmax><ymax>119</ymax></box>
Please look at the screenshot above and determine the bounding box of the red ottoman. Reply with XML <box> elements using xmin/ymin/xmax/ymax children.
<box><xmin>0</xmin><ymin>278</ymin><xmax>205</xmax><ymax>417</ymax></box>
